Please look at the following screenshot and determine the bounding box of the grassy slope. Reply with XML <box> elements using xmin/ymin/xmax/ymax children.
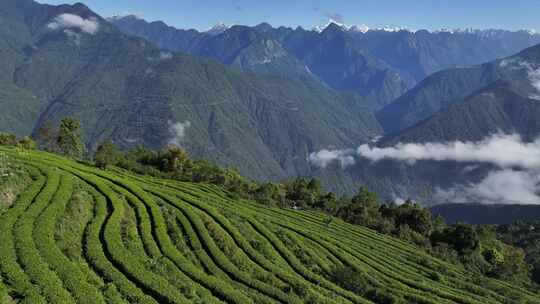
<box><xmin>0</xmin><ymin>146</ymin><xmax>538</xmax><ymax>304</ymax></box>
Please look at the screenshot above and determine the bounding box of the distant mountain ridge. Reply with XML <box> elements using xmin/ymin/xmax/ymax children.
<box><xmin>342</xmin><ymin>43</ymin><xmax>540</xmax><ymax>204</ymax></box>
<box><xmin>110</xmin><ymin>15</ymin><xmax>540</xmax><ymax>110</ymax></box>
<box><xmin>379</xmin><ymin>43</ymin><xmax>540</xmax><ymax>138</ymax></box>
<box><xmin>4</xmin><ymin>1</ymin><xmax>540</xmax><ymax>204</ymax></box>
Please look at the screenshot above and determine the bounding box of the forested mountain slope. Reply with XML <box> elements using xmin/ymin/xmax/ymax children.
<box><xmin>0</xmin><ymin>0</ymin><xmax>381</xmax><ymax>181</ymax></box>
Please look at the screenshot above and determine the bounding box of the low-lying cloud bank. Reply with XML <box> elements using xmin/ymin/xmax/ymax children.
<box><xmin>309</xmin><ymin>134</ymin><xmax>540</xmax><ymax>170</ymax></box>
<box><xmin>308</xmin><ymin>133</ymin><xmax>540</xmax><ymax>204</ymax></box>
<box><xmin>357</xmin><ymin>133</ymin><xmax>540</xmax><ymax>169</ymax></box>
<box><xmin>435</xmin><ymin>169</ymin><xmax>540</xmax><ymax>205</ymax></box>
<box><xmin>48</xmin><ymin>14</ymin><xmax>100</xmax><ymax>34</ymax></box>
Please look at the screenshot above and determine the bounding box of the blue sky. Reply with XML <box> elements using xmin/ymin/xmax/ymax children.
<box><xmin>37</xmin><ymin>0</ymin><xmax>540</xmax><ymax>32</ymax></box>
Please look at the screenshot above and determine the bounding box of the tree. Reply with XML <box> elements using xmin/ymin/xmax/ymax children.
<box><xmin>17</xmin><ymin>137</ymin><xmax>37</xmax><ymax>150</ymax></box>
<box><xmin>432</xmin><ymin>224</ymin><xmax>479</xmax><ymax>254</ymax></box>
<box><xmin>95</xmin><ymin>140</ymin><xmax>120</xmax><ymax>169</ymax></box>
<box><xmin>255</xmin><ymin>182</ymin><xmax>286</xmax><ymax>207</ymax></box>
<box><xmin>532</xmin><ymin>262</ymin><xmax>540</xmax><ymax>284</ymax></box>
<box><xmin>307</xmin><ymin>178</ymin><xmax>322</xmax><ymax>193</ymax></box>
<box><xmin>57</xmin><ymin>117</ymin><xmax>85</xmax><ymax>158</ymax></box>
<box><xmin>337</xmin><ymin>187</ymin><xmax>382</xmax><ymax>228</ymax></box>
<box><xmin>351</xmin><ymin>187</ymin><xmax>379</xmax><ymax>209</ymax></box>
<box><xmin>159</xmin><ymin>145</ymin><xmax>193</xmax><ymax>178</ymax></box>
<box><xmin>34</xmin><ymin>120</ymin><xmax>57</xmax><ymax>151</ymax></box>
<box><xmin>286</xmin><ymin>178</ymin><xmax>316</xmax><ymax>208</ymax></box>
<box><xmin>386</xmin><ymin>203</ymin><xmax>433</xmax><ymax>236</ymax></box>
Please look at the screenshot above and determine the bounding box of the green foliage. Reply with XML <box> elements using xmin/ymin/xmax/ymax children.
<box><xmin>495</xmin><ymin>223</ymin><xmax>540</xmax><ymax>287</ymax></box>
<box><xmin>0</xmin><ymin>133</ymin><xmax>17</xmax><ymax>146</ymax></box>
<box><xmin>57</xmin><ymin>118</ymin><xmax>84</xmax><ymax>159</ymax></box>
<box><xmin>94</xmin><ymin>140</ymin><xmax>120</xmax><ymax>169</ymax></box>
<box><xmin>336</xmin><ymin>187</ymin><xmax>383</xmax><ymax>228</ymax></box>
<box><xmin>483</xmin><ymin>248</ymin><xmax>504</xmax><ymax>266</ymax></box>
<box><xmin>13</xmin><ymin>170</ymin><xmax>75</xmax><ymax>303</ymax></box>
<box><xmin>0</xmin><ymin>168</ymin><xmax>46</xmax><ymax>303</ymax></box>
<box><xmin>95</xmin><ymin>143</ymin><xmax>540</xmax><ymax>292</ymax></box>
<box><xmin>330</xmin><ymin>266</ymin><xmax>371</xmax><ymax>294</ymax></box>
<box><xmin>0</xmin><ymin>132</ymin><xmax>36</xmax><ymax>151</ymax></box>
<box><xmin>34</xmin><ymin>121</ymin><xmax>57</xmax><ymax>152</ymax></box>
<box><xmin>16</xmin><ymin>137</ymin><xmax>36</xmax><ymax>150</ymax></box>
<box><xmin>33</xmin><ymin>174</ymin><xmax>105</xmax><ymax>304</ymax></box>
<box><xmin>330</xmin><ymin>266</ymin><xmax>407</xmax><ymax>303</ymax></box>
<box><xmin>432</xmin><ymin>224</ymin><xmax>480</xmax><ymax>254</ymax></box>
<box><xmin>1</xmin><ymin>147</ymin><xmax>540</xmax><ymax>303</ymax></box>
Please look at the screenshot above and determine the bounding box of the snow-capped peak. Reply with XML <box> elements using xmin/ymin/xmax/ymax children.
<box><xmin>205</xmin><ymin>22</ymin><xmax>231</xmax><ymax>35</ymax></box>
<box><xmin>312</xmin><ymin>19</ymin><xmax>410</xmax><ymax>34</ymax></box>
<box><xmin>313</xmin><ymin>19</ymin><xmax>351</xmax><ymax>33</ymax></box>
<box><xmin>430</xmin><ymin>28</ymin><xmax>540</xmax><ymax>37</ymax></box>
<box><xmin>311</xmin><ymin>20</ymin><xmax>540</xmax><ymax>37</ymax></box>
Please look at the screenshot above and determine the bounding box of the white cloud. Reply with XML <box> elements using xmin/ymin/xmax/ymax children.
<box><xmin>311</xmin><ymin>134</ymin><xmax>540</xmax><ymax>204</ymax></box>
<box><xmin>358</xmin><ymin>133</ymin><xmax>540</xmax><ymax>205</ymax></box>
<box><xmin>435</xmin><ymin>170</ymin><xmax>540</xmax><ymax>205</ymax></box>
<box><xmin>308</xmin><ymin>149</ymin><xmax>355</xmax><ymax>168</ymax></box>
<box><xmin>48</xmin><ymin>14</ymin><xmax>99</xmax><ymax>35</ymax></box>
<box><xmin>168</xmin><ymin>121</ymin><xmax>191</xmax><ymax>147</ymax></box>
<box><xmin>358</xmin><ymin>133</ymin><xmax>540</xmax><ymax>170</ymax></box>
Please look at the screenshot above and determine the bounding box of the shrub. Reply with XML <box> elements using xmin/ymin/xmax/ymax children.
<box><xmin>57</xmin><ymin>117</ymin><xmax>85</xmax><ymax>158</ymax></box>
<box><xmin>95</xmin><ymin>140</ymin><xmax>120</xmax><ymax>169</ymax></box>
<box><xmin>329</xmin><ymin>266</ymin><xmax>371</xmax><ymax>294</ymax></box>
<box><xmin>0</xmin><ymin>133</ymin><xmax>17</xmax><ymax>146</ymax></box>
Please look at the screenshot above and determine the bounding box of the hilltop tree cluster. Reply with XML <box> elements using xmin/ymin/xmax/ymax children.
<box><xmin>33</xmin><ymin>118</ymin><xmax>85</xmax><ymax>158</ymax></box>
<box><xmin>0</xmin><ymin>133</ymin><xmax>36</xmax><ymax>150</ymax></box>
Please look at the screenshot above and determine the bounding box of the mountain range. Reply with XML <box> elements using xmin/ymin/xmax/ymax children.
<box><xmin>0</xmin><ymin>0</ymin><xmax>380</xmax><ymax>182</ymax></box>
<box><xmin>382</xmin><ymin>43</ymin><xmax>540</xmax><ymax>141</ymax></box>
<box><xmin>331</xmin><ymin>43</ymin><xmax>540</xmax><ymax>203</ymax></box>
<box><xmin>110</xmin><ymin>15</ymin><xmax>540</xmax><ymax>110</ymax></box>
<box><xmin>3</xmin><ymin>0</ymin><xmax>540</xmax><ymax>204</ymax></box>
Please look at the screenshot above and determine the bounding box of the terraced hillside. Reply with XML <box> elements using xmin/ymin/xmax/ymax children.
<box><xmin>0</xmin><ymin>146</ymin><xmax>538</xmax><ymax>304</ymax></box>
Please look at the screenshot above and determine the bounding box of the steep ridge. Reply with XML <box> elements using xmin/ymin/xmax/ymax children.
<box><xmin>384</xmin><ymin>43</ymin><xmax>540</xmax><ymax>143</ymax></box>
<box><xmin>377</xmin><ymin>43</ymin><xmax>540</xmax><ymax>134</ymax></box>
